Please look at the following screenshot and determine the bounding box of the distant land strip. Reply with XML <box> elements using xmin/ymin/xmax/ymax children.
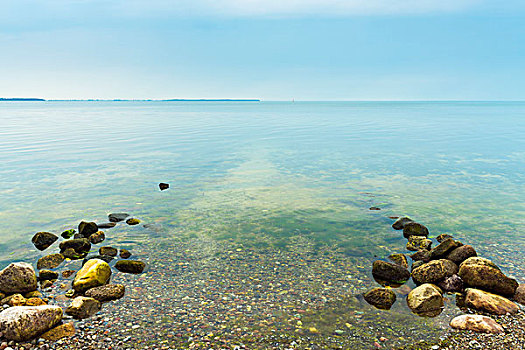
<box><xmin>0</xmin><ymin>98</ymin><xmax>46</xmax><ymax>101</ymax></box>
<box><xmin>1</xmin><ymin>98</ymin><xmax>261</xmax><ymax>102</ymax></box>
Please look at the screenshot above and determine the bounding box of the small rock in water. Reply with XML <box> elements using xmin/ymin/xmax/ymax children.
<box><xmin>89</xmin><ymin>231</ymin><xmax>105</xmax><ymax>244</ymax></box>
<box><xmin>436</xmin><ymin>234</ymin><xmax>453</xmax><ymax>243</ymax></box>
<box><xmin>61</xmin><ymin>270</ymin><xmax>76</xmax><ymax>279</ymax></box>
<box><xmin>82</xmin><ymin>255</ymin><xmax>114</xmax><ymax>266</ymax></box>
<box><xmin>429</xmin><ymin>238</ymin><xmax>462</xmax><ymax>259</ymax></box>
<box><xmin>108</xmin><ymin>213</ymin><xmax>129</xmax><ymax>222</ymax></box>
<box><xmin>115</xmin><ymin>260</ymin><xmax>145</xmax><ymax>274</ymax></box>
<box><xmin>78</xmin><ymin>221</ymin><xmax>99</xmax><ymax>237</ymax></box>
<box><xmin>369</xmin><ymin>206</ymin><xmax>380</xmax><ymax>210</ymax></box>
<box><xmin>61</xmin><ymin>229</ymin><xmax>76</xmax><ymax>239</ymax></box>
<box><xmin>406</xmin><ymin>236</ymin><xmax>432</xmax><ymax>251</ymax></box>
<box><xmin>73</xmin><ymin>259</ymin><xmax>111</xmax><ymax>293</ymax></box>
<box><xmin>372</xmin><ymin>260</ymin><xmax>410</xmax><ymax>285</ymax></box>
<box><xmin>388</xmin><ymin>254</ymin><xmax>408</xmax><ymax>268</ymax></box>
<box><xmin>25</xmin><ymin>297</ymin><xmax>46</xmax><ymax>306</ymax></box>
<box><xmin>446</xmin><ymin>245</ymin><xmax>477</xmax><ymax>265</ymax></box>
<box><xmin>119</xmin><ymin>249</ymin><xmax>132</xmax><ymax>259</ymax></box>
<box><xmin>38</xmin><ymin>270</ymin><xmax>59</xmax><ymax>281</ymax></box>
<box><xmin>65</xmin><ymin>297</ymin><xmax>101</xmax><ymax>319</ymax></box>
<box><xmin>85</xmin><ymin>284</ymin><xmax>125</xmax><ymax>302</ymax></box>
<box><xmin>392</xmin><ymin>217</ymin><xmax>413</xmax><ymax>230</ymax></box>
<box><xmin>437</xmin><ymin>274</ymin><xmax>464</xmax><ymax>293</ymax></box>
<box><xmin>0</xmin><ymin>263</ymin><xmax>38</xmax><ymax>294</ymax></box>
<box><xmin>450</xmin><ymin>314</ymin><xmax>504</xmax><ymax>333</ymax></box>
<box><xmin>31</xmin><ymin>232</ymin><xmax>58</xmax><ymax>251</ymax></box>
<box><xmin>159</xmin><ymin>182</ymin><xmax>170</xmax><ymax>191</ymax></box>
<box><xmin>407</xmin><ymin>283</ymin><xmax>444</xmax><ymax>317</ymax></box>
<box><xmin>125</xmin><ymin>218</ymin><xmax>141</xmax><ymax>225</ymax></box>
<box><xmin>40</xmin><ymin>322</ymin><xmax>75</xmax><ymax>341</ymax></box>
<box><xmin>96</xmin><ymin>222</ymin><xmax>116</xmax><ymax>229</ymax></box>
<box><xmin>363</xmin><ymin>288</ymin><xmax>396</xmax><ymax>310</ymax></box>
<box><xmin>99</xmin><ymin>247</ymin><xmax>118</xmax><ymax>257</ymax></box>
<box><xmin>402</xmin><ymin>222</ymin><xmax>429</xmax><ymax>238</ymax></box>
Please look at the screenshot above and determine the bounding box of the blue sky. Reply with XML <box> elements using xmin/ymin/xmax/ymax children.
<box><xmin>1</xmin><ymin>0</ymin><xmax>524</xmax><ymax>100</ymax></box>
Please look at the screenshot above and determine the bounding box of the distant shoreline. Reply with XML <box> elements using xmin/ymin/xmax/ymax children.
<box><xmin>0</xmin><ymin>98</ymin><xmax>260</xmax><ymax>102</ymax></box>
<box><xmin>0</xmin><ymin>98</ymin><xmax>46</xmax><ymax>101</ymax></box>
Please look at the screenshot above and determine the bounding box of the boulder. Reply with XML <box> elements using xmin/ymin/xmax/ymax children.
<box><xmin>115</xmin><ymin>260</ymin><xmax>146</xmax><ymax>274</ymax></box>
<box><xmin>406</xmin><ymin>236</ymin><xmax>432</xmax><ymax>252</ymax></box>
<box><xmin>446</xmin><ymin>245</ymin><xmax>477</xmax><ymax>265</ymax></box>
<box><xmin>159</xmin><ymin>182</ymin><xmax>169</xmax><ymax>191</ymax></box>
<box><xmin>465</xmin><ymin>288</ymin><xmax>519</xmax><ymax>315</ymax></box>
<box><xmin>388</xmin><ymin>254</ymin><xmax>408</xmax><ymax>268</ymax></box>
<box><xmin>89</xmin><ymin>231</ymin><xmax>105</xmax><ymax>244</ymax></box>
<box><xmin>407</xmin><ymin>283</ymin><xmax>443</xmax><ymax>316</ymax></box>
<box><xmin>2</xmin><ymin>294</ymin><xmax>26</xmax><ymax>306</ymax></box>
<box><xmin>97</xmin><ymin>222</ymin><xmax>116</xmax><ymax>229</ymax></box>
<box><xmin>411</xmin><ymin>260</ymin><xmax>425</xmax><ymax>272</ymax></box>
<box><xmin>72</xmin><ymin>259</ymin><xmax>111</xmax><ymax>293</ymax></box>
<box><xmin>437</xmin><ymin>274</ymin><xmax>464</xmax><ymax>293</ymax></box>
<box><xmin>85</xmin><ymin>284</ymin><xmax>126</xmax><ymax>302</ymax></box>
<box><xmin>458</xmin><ymin>257</ymin><xmax>518</xmax><ymax>296</ymax></box>
<box><xmin>363</xmin><ymin>288</ymin><xmax>396</xmax><ymax>310</ymax></box>
<box><xmin>450</xmin><ymin>315</ymin><xmax>504</xmax><ymax>333</ymax></box>
<box><xmin>61</xmin><ymin>229</ymin><xmax>76</xmax><ymax>239</ymax></box>
<box><xmin>429</xmin><ymin>238</ymin><xmax>462</xmax><ymax>259</ymax></box>
<box><xmin>411</xmin><ymin>259</ymin><xmax>458</xmax><ymax>285</ymax></box>
<box><xmin>108</xmin><ymin>213</ymin><xmax>129</xmax><ymax>222</ymax></box>
<box><xmin>392</xmin><ymin>217</ymin><xmax>413</xmax><ymax>230</ymax></box>
<box><xmin>40</xmin><ymin>322</ymin><xmax>75</xmax><ymax>341</ymax></box>
<box><xmin>38</xmin><ymin>270</ymin><xmax>59</xmax><ymax>281</ymax></box>
<box><xmin>119</xmin><ymin>249</ymin><xmax>132</xmax><ymax>259</ymax></box>
<box><xmin>436</xmin><ymin>234</ymin><xmax>453</xmax><ymax>243</ymax></box>
<box><xmin>372</xmin><ymin>260</ymin><xmax>410</xmax><ymax>284</ymax></box>
<box><xmin>25</xmin><ymin>297</ymin><xmax>46</xmax><ymax>306</ymax></box>
<box><xmin>0</xmin><ymin>262</ymin><xmax>38</xmax><ymax>294</ymax></box>
<box><xmin>99</xmin><ymin>247</ymin><xmax>118</xmax><ymax>257</ymax></box>
<box><xmin>78</xmin><ymin>221</ymin><xmax>98</xmax><ymax>237</ymax></box>
<box><xmin>410</xmin><ymin>250</ymin><xmax>431</xmax><ymax>262</ymax></box>
<box><xmin>402</xmin><ymin>222</ymin><xmax>429</xmax><ymax>238</ymax></box>
<box><xmin>59</xmin><ymin>238</ymin><xmax>91</xmax><ymax>254</ymax></box>
<box><xmin>65</xmin><ymin>297</ymin><xmax>101</xmax><ymax>319</ymax></box>
<box><xmin>514</xmin><ymin>284</ymin><xmax>525</xmax><ymax>305</ymax></box>
<box><xmin>0</xmin><ymin>305</ymin><xmax>62</xmax><ymax>341</ymax></box>
<box><xmin>126</xmin><ymin>218</ymin><xmax>141</xmax><ymax>225</ymax></box>
<box><xmin>31</xmin><ymin>232</ymin><xmax>58</xmax><ymax>251</ymax></box>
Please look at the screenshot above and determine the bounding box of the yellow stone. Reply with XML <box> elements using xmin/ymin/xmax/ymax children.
<box><xmin>72</xmin><ymin>259</ymin><xmax>111</xmax><ymax>293</ymax></box>
<box><xmin>41</xmin><ymin>323</ymin><xmax>76</xmax><ymax>341</ymax></box>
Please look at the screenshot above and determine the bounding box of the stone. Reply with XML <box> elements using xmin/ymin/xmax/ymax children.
<box><xmin>108</xmin><ymin>213</ymin><xmax>129</xmax><ymax>222</ymax></box>
<box><xmin>40</xmin><ymin>280</ymin><xmax>53</xmax><ymax>289</ymax></box>
<box><xmin>72</xmin><ymin>259</ymin><xmax>111</xmax><ymax>293</ymax></box>
<box><xmin>369</xmin><ymin>206</ymin><xmax>380</xmax><ymax>210</ymax></box>
<box><xmin>437</xmin><ymin>274</ymin><xmax>464</xmax><ymax>293</ymax></box>
<box><xmin>25</xmin><ymin>297</ymin><xmax>46</xmax><ymax>306</ymax></box>
<box><xmin>446</xmin><ymin>245</ymin><xmax>477</xmax><ymax>265</ymax></box>
<box><xmin>407</xmin><ymin>284</ymin><xmax>443</xmax><ymax>316</ymax></box>
<box><xmin>115</xmin><ymin>260</ymin><xmax>146</xmax><ymax>274</ymax></box>
<box><xmin>31</xmin><ymin>232</ymin><xmax>58</xmax><ymax>251</ymax></box>
<box><xmin>89</xmin><ymin>231</ymin><xmax>105</xmax><ymax>244</ymax></box>
<box><xmin>99</xmin><ymin>247</ymin><xmax>118</xmax><ymax>257</ymax></box>
<box><xmin>40</xmin><ymin>322</ymin><xmax>75</xmax><ymax>341</ymax></box>
<box><xmin>465</xmin><ymin>288</ymin><xmax>519</xmax><ymax>315</ymax></box>
<box><xmin>514</xmin><ymin>284</ymin><xmax>525</xmax><ymax>305</ymax></box>
<box><xmin>119</xmin><ymin>249</ymin><xmax>132</xmax><ymax>259</ymax></box>
<box><xmin>38</xmin><ymin>270</ymin><xmax>58</xmax><ymax>281</ymax></box>
<box><xmin>159</xmin><ymin>182</ymin><xmax>169</xmax><ymax>190</ymax></box>
<box><xmin>82</xmin><ymin>255</ymin><xmax>114</xmax><ymax>266</ymax></box>
<box><xmin>411</xmin><ymin>259</ymin><xmax>458</xmax><ymax>285</ymax></box>
<box><xmin>126</xmin><ymin>218</ymin><xmax>141</xmax><ymax>225</ymax></box>
<box><xmin>2</xmin><ymin>294</ymin><xmax>26</xmax><ymax>307</ymax></box>
<box><xmin>85</xmin><ymin>284</ymin><xmax>125</xmax><ymax>302</ymax></box>
<box><xmin>97</xmin><ymin>222</ymin><xmax>116</xmax><ymax>229</ymax></box>
<box><xmin>458</xmin><ymin>257</ymin><xmax>518</xmax><ymax>296</ymax></box>
<box><xmin>61</xmin><ymin>229</ymin><xmax>76</xmax><ymax>239</ymax></box>
<box><xmin>450</xmin><ymin>315</ymin><xmax>504</xmax><ymax>333</ymax></box>
<box><xmin>411</xmin><ymin>260</ymin><xmax>425</xmax><ymax>271</ymax></box>
<box><xmin>78</xmin><ymin>221</ymin><xmax>98</xmax><ymax>237</ymax></box>
<box><xmin>24</xmin><ymin>291</ymin><xmax>42</xmax><ymax>298</ymax></box>
<box><xmin>402</xmin><ymin>222</ymin><xmax>429</xmax><ymax>238</ymax></box>
<box><xmin>436</xmin><ymin>234</ymin><xmax>453</xmax><ymax>243</ymax></box>
<box><xmin>0</xmin><ymin>305</ymin><xmax>62</xmax><ymax>341</ymax></box>
<box><xmin>0</xmin><ymin>263</ymin><xmax>38</xmax><ymax>294</ymax></box>
<box><xmin>363</xmin><ymin>288</ymin><xmax>396</xmax><ymax>310</ymax></box>
<box><xmin>61</xmin><ymin>248</ymin><xmax>87</xmax><ymax>260</ymax></box>
<box><xmin>372</xmin><ymin>260</ymin><xmax>410</xmax><ymax>284</ymax></box>
<box><xmin>62</xmin><ymin>270</ymin><xmax>76</xmax><ymax>278</ymax></box>
<box><xmin>392</xmin><ymin>217</ymin><xmax>413</xmax><ymax>230</ymax></box>
<box><xmin>406</xmin><ymin>236</ymin><xmax>432</xmax><ymax>252</ymax></box>
<box><xmin>410</xmin><ymin>250</ymin><xmax>431</xmax><ymax>262</ymax></box>
<box><xmin>388</xmin><ymin>254</ymin><xmax>408</xmax><ymax>268</ymax></box>
<box><xmin>59</xmin><ymin>238</ymin><xmax>91</xmax><ymax>260</ymax></box>
<box><xmin>429</xmin><ymin>238</ymin><xmax>462</xmax><ymax>259</ymax></box>
<box><xmin>65</xmin><ymin>297</ymin><xmax>101</xmax><ymax>319</ymax></box>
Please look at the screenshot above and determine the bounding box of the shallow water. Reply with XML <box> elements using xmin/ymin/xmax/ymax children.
<box><xmin>0</xmin><ymin>101</ymin><xmax>524</xmax><ymax>348</ymax></box>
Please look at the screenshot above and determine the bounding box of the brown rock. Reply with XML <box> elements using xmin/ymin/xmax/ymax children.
<box><xmin>372</xmin><ymin>260</ymin><xmax>410</xmax><ymax>284</ymax></box>
<box><xmin>436</xmin><ymin>234</ymin><xmax>453</xmax><ymax>243</ymax></box>
<box><xmin>363</xmin><ymin>288</ymin><xmax>396</xmax><ymax>310</ymax></box>
<box><xmin>392</xmin><ymin>217</ymin><xmax>413</xmax><ymax>230</ymax></box>
<box><xmin>0</xmin><ymin>305</ymin><xmax>63</xmax><ymax>341</ymax></box>
<box><xmin>25</xmin><ymin>297</ymin><xmax>47</xmax><ymax>306</ymax></box>
<box><xmin>0</xmin><ymin>262</ymin><xmax>38</xmax><ymax>294</ymax></box>
<box><xmin>3</xmin><ymin>294</ymin><xmax>26</xmax><ymax>307</ymax></box>
<box><xmin>119</xmin><ymin>249</ymin><xmax>132</xmax><ymax>259</ymax></box>
<box><xmin>406</xmin><ymin>236</ymin><xmax>432</xmax><ymax>252</ymax></box>
<box><xmin>402</xmin><ymin>222</ymin><xmax>429</xmax><ymax>238</ymax></box>
<box><xmin>437</xmin><ymin>274</ymin><xmax>464</xmax><ymax>293</ymax></box>
<box><xmin>410</xmin><ymin>250</ymin><xmax>431</xmax><ymax>262</ymax></box>
<box><xmin>407</xmin><ymin>284</ymin><xmax>443</xmax><ymax>316</ymax></box>
<box><xmin>99</xmin><ymin>247</ymin><xmax>118</xmax><ymax>257</ymax></box>
<box><xmin>446</xmin><ymin>245</ymin><xmax>477</xmax><ymax>265</ymax></box>
<box><xmin>78</xmin><ymin>221</ymin><xmax>98</xmax><ymax>237</ymax></box>
<box><xmin>85</xmin><ymin>284</ymin><xmax>125</xmax><ymax>302</ymax></box>
<box><xmin>514</xmin><ymin>284</ymin><xmax>525</xmax><ymax>305</ymax></box>
<box><xmin>37</xmin><ymin>254</ymin><xmax>65</xmax><ymax>270</ymax></box>
<box><xmin>429</xmin><ymin>238</ymin><xmax>462</xmax><ymax>259</ymax></box>
<box><xmin>459</xmin><ymin>257</ymin><xmax>518</xmax><ymax>296</ymax></box>
<box><xmin>89</xmin><ymin>231</ymin><xmax>105</xmax><ymax>244</ymax></box>
<box><xmin>65</xmin><ymin>297</ymin><xmax>101</xmax><ymax>319</ymax></box>
<box><xmin>411</xmin><ymin>259</ymin><xmax>458</xmax><ymax>285</ymax></box>
<box><xmin>450</xmin><ymin>314</ymin><xmax>504</xmax><ymax>333</ymax></box>
<box><xmin>465</xmin><ymin>288</ymin><xmax>519</xmax><ymax>315</ymax></box>
<box><xmin>388</xmin><ymin>254</ymin><xmax>408</xmax><ymax>268</ymax></box>
<box><xmin>62</xmin><ymin>270</ymin><xmax>76</xmax><ymax>279</ymax></box>
<box><xmin>40</xmin><ymin>322</ymin><xmax>75</xmax><ymax>341</ymax></box>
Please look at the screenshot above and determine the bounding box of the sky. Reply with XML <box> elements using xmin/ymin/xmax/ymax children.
<box><xmin>0</xmin><ymin>0</ymin><xmax>524</xmax><ymax>100</ymax></box>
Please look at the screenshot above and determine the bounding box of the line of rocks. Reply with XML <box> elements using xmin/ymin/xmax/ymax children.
<box><xmin>363</xmin><ymin>216</ymin><xmax>524</xmax><ymax>334</ymax></box>
<box><xmin>0</xmin><ymin>212</ymin><xmax>148</xmax><ymax>347</ymax></box>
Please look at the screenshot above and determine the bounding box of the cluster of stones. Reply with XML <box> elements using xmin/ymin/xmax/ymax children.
<box><xmin>0</xmin><ymin>213</ymin><xmax>147</xmax><ymax>344</ymax></box>
<box><xmin>363</xmin><ymin>216</ymin><xmax>525</xmax><ymax>334</ymax></box>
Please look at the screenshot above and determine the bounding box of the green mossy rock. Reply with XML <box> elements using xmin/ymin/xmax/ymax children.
<box><xmin>388</xmin><ymin>254</ymin><xmax>409</xmax><ymax>268</ymax></box>
<box><xmin>406</xmin><ymin>236</ymin><xmax>432</xmax><ymax>251</ymax></box>
<box><xmin>402</xmin><ymin>222</ymin><xmax>429</xmax><ymax>238</ymax></box>
<box><xmin>458</xmin><ymin>257</ymin><xmax>518</xmax><ymax>296</ymax></box>
<box><xmin>78</xmin><ymin>221</ymin><xmax>98</xmax><ymax>237</ymax></box>
<box><xmin>61</xmin><ymin>229</ymin><xmax>76</xmax><ymax>239</ymax></box>
<box><xmin>372</xmin><ymin>260</ymin><xmax>410</xmax><ymax>284</ymax></box>
<box><xmin>363</xmin><ymin>287</ymin><xmax>396</xmax><ymax>310</ymax></box>
<box><xmin>72</xmin><ymin>259</ymin><xmax>111</xmax><ymax>293</ymax></box>
<box><xmin>446</xmin><ymin>245</ymin><xmax>477</xmax><ymax>265</ymax></box>
<box><xmin>429</xmin><ymin>238</ymin><xmax>462</xmax><ymax>259</ymax></box>
<box><xmin>37</xmin><ymin>254</ymin><xmax>65</xmax><ymax>270</ymax></box>
<box><xmin>125</xmin><ymin>218</ymin><xmax>141</xmax><ymax>225</ymax></box>
<box><xmin>411</xmin><ymin>259</ymin><xmax>458</xmax><ymax>285</ymax></box>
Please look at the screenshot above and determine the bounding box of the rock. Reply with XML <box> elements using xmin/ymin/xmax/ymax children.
<box><xmin>363</xmin><ymin>288</ymin><xmax>396</xmax><ymax>310</ymax></box>
<box><xmin>89</xmin><ymin>231</ymin><xmax>105</xmax><ymax>244</ymax></box>
<box><xmin>78</xmin><ymin>221</ymin><xmax>98</xmax><ymax>237</ymax></box>
<box><xmin>24</xmin><ymin>291</ymin><xmax>42</xmax><ymax>298</ymax></box>
<box><xmin>402</xmin><ymin>222</ymin><xmax>429</xmax><ymax>238</ymax></box>
<box><xmin>61</xmin><ymin>229</ymin><xmax>75</xmax><ymax>239</ymax></box>
<box><xmin>458</xmin><ymin>257</ymin><xmax>518</xmax><ymax>296</ymax></box>
<box><xmin>446</xmin><ymin>245</ymin><xmax>477</xmax><ymax>265</ymax></box>
<box><xmin>115</xmin><ymin>260</ymin><xmax>146</xmax><ymax>274</ymax></box>
<box><xmin>159</xmin><ymin>183</ymin><xmax>169</xmax><ymax>190</ymax></box>
<box><xmin>437</xmin><ymin>274</ymin><xmax>464</xmax><ymax>293</ymax></box>
<box><xmin>61</xmin><ymin>248</ymin><xmax>87</xmax><ymax>260</ymax></box>
<box><xmin>82</xmin><ymin>255</ymin><xmax>114</xmax><ymax>266</ymax></box>
<box><xmin>388</xmin><ymin>254</ymin><xmax>408</xmax><ymax>268</ymax></box>
<box><xmin>369</xmin><ymin>206</ymin><xmax>380</xmax><ymax>210</ymax></box>
<box><xmin>40</xmin><ymin>322</ymin><xmax>75</xmax><ymax>341</ymax></box>
<box><xmin>38</xmin><ymin>270</ymin><xmax>58</xmax><ymax>281</ymax></box>
<box><xmin>119</xmin><ymin>249</ymin><xmax>132</xmax><ymax>259</ymax></box>
<box><xmin>99</xmin><ymin>247</ymin><xmax>118</xmax><ymax>257</ymax></box>
<box><xmin>2</xmin><ymin>294</ymin><xmax>26</xmax><ymax>307</ymax></box>
<box><xmin>108</xmin><ymin>213</ymin><xmax>129</xmax><ymax>222</ymax></box>
<box><xmin>25</xmin><ymin>297</ymin><xmax>46</xmax><ymax>306</ymax></box>
<box><xmin>0</xmin><ymin>305</ymin><xmax>62</xmax><ymax>341</ymax></box>
<box><xmin>436</xmin><ymin>234</ymin><xmax>453</xmax><ymax>243</ymax></box>
<box><xmin>85</xmin><ymin>284</ymin><xmax>125</xmax><ymax>302</ymax></box>
<box><xmin>406</xmin><ymin>236</ymin><xmax>432</xmax><ymax>252</ymax></box>
<box><xmin>62</xmin><ymin>270</ymin><xmax>76</xmax><ymax>279</ymax></box>
<box><xmin>97</xmin><ymin>222</ymin><xmax>116</xmax><ymax>229</ymax></box>
<box><xmin>0</xmin><ymin>263</ymin><xmax>38</xmax><ymax>294</ymax></box>
<box><xmin>126</xmin><ymin>218</ymin><xmax>141</xmax><ymax>225</ymax></box>
<box><xmin>0</xmin><ymin>291</ymin><xmax>4</xmax><ymax>300</ymax></box>
<box><xmin>65</xmin><ymin>297</ymin><xmax>101</xmax><ymax>319</ymax></box>
<box><xmin>392</xmin><ymin>217</ymin><xmax>413</xmax><ymax>230</ymax></box>
<box><xmin>59</xmin><ymin>238</ymin><xmax>91</xmax><ymax>260</ymax></box>
<box><xmin>372</xmin><ymin>260</ymin><xmax>410</xmax><ymax>284</ymax></box>
<box><xmin>31</xmin><ymin>232</ymin><xmax>58</xmax><ymax>251</ymax></box>
<box><xmin>40</xmin><ymin>280</ymin><xmax>53</xmax><ymax>289</ymax></box>
<box><xmin>450</xmin><ymin>315</ymin><xmax>504</xmax><ymax>333</ymax></box>
<box><xmin>429</xmin><ymin>238</ymin><xmax>462</xmax><ymax>259</ymax></box>
<box><xmin>514</xmin><ymin>284</ymin><xmax>525</xmax><ymax>305</ymax></box>
<box><xmin>410</xmin><ymin>250</ymin><xmax>431</xmax><ymax>262</ymax></box>
<box><xmin>411</xmin><ymin>259</ymin><xmax>458</xmax><ymax>285</ymax></box>
<box><xmin>407</xmin><ymin>284</ymin><xmax>443</xmax><ymax>316</ymax></box>
<box><xmin>411</xmin><ymin>260</ymin><xmax>425</xmax><ymax>271</ymax></box>
<box><xmin>72</xmin><ymin>259</ymin><xmax>112</xmax><ymax>293</ymax></box>
<box><xmin>465</xmin><ymin>288</ymin><xmax>519</xmax><ymax>315</ymax></box>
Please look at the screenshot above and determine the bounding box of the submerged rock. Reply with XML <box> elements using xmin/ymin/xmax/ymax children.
<box><xmin>465</xmin><ymin>288</ymin><xmax>519</xmax><ymax>315</ymax></box>
<box><xmin>62</xmin><ymin>248</ymin><xmax>88</xmax><ymax>260</ymax></box>
<box><xmin>429</xmin><ymin>238</ymin><xmax>462</xmax><ymax>259</ymax></box>
<box><xmin>41</xmin><ymin>322</ymin><xmax>76</xmax><ymax>341</ymax></box>
<box><xmin>89</xmin><ymin>231</ymin><xmax>105</xmax><ymax>244</ymax></box>
<box><xmin>126</xmin><ymin>218</ymin><xmax>141</xmax><ymax>225</ymax></box>
<box><xmin>59</xmin><ymin>238</ymin><xmax>91</xmax><ymax>253</ymax></box>
<box><xmin>39</xmin><ymin>270</ymin><xmax>59</xmax><ymax>281</ymax></box>
<box><xmin>99</xmin><ymin>246</ymin><xmax>118</xmax><ymax>257</ymax></box>
<box><xmin>372</xmin><ymin>260</ymin><xmax>410</xmax><ymax>284</ymax></box>
<box><xmin>159</xmin><ymin>182</ymin><xmax>170</xmax><ymax>190</ymax></box>
<box><xmin>388</xmin><ymin>254</ymin><xmax>408</xmax><ymax>268</ymax></box>
<box><xmin>411</xmin><ymin>260</ymin><xmax>425</xmax><ymax>272</ymax></box>
<box><xmin>65</xmin><ymin>296</ymin><xmax>101</xmax><ymax>319</ymax></box>
<box><xmin>31</xmin><ymin>232</ymin><xmax>58</xmax><ymax>251</ymax></box>
<box><xmin>115</xmin><ymin>260</ymin><xmax>146</xmax><ymax>274</ymax></box>
<box><xmin>0</xmin><ymin>262</ymin><xmax>38</xmax><ymax>294</ymax></box>
<box><xmin>97</xmin><ymin>222</ymin><xmax>116</xmax><ymax>229</ymax></box>
<box><xmin>119</xmin><ymin>249</ymin><xmax>132</xmax><ymax>259</ymax></box>
<box><xmin>436</xmin><ymin>234</ymin><xmax>454</xmax><ymax>243</ymax></box>
<box><xmin>402</xmin><ymin>222</ymin><xmax>429</xmax><ymax>238</ymax></box>
<box><xmin>407</xmin><ymin>283</ymin><xmax>443</xmax><ymax>316</ymax></box>
<box><xmin>406</xmin><ymin>236</ymin><xmax>432</xmax><ymax>252</ymax></box>
<box><xmin>363</xmin><ymin>288</ymin><xmax>396</xmax><ymax>310</ymax></box>
<box><xmin>0</xmin><ymin>305</ymin><xmax>63</xmax><ymax>341</ymax></box>
<box><xmin>72</xmin><ymin>259</ymin><xmax>111</xmax><ymax>293</ymax></box>
<box><xmin>446</xmin><ymin>245</ymin><xmax>477</xmax><ymax>265</ymax></box>
<box><xmin>410</xmin><ymin>250</ymin><xmax>431</xmax><ymax>262</ymax></box>
<box><xmin>514</xmin><ymin>284</ymin><xmax>525</xmax><ymax>305</ymax></box>
<box><xmin>458</xmin><ymin>257</ymin><xmax>518</xmax><ymax>296</ymax></box>
<box><xmin>392</xmin><ymin>217</ymin><xmax>413</xmax><ymax>230</ymax></box>
<box><xmin>85</xmin><ymin>284</ymin><xmax>126</xmax><ymax>302</ymax></box>
<box><xmin>437</xmin><ymin>274</ymin><xmax>464</xmax><ymax>293</ymax></box>
<box><xmin>61</xmin><ymin>229</ymin><xmax>76</xmax><ymax>239</ymax></box>
<box><xmin>108</xmin><ymin>213</ymin><xmax>129</xmax><ymax>222</ymax></box>
<box><xmin>78</xmin><ymin>221</ymin><xmax>98</xmax><ymax>237</ymax></box>
<box><xmin>450</xmin><ymin>314</ymin><xmax>504</xmax><ymax>333</ymax></box>
<box><xmin>411</xmin><ymin>259</ymin><xmax>458</xmax><ymax>285</ymax></box>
